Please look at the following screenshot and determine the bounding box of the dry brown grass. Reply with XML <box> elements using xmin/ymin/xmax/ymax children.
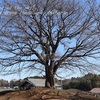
<box><xmin>0</xmin><ymin>88</ymin><xmax>99</xmax><ymax>100</ymax></box>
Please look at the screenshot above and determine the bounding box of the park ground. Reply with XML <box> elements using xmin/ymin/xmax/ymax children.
<box><xmin>0</xmin><ymin>88</ymin><xmax>100</xmax><ymax>100</ymax></box>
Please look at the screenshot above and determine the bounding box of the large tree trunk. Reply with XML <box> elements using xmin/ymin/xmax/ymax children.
<box><xmin>45</xmin><ymin>66</ymin><xmax>55</xmax><ymax>88</ymax></box>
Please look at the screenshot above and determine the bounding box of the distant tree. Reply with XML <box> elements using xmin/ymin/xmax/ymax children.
<box><xmin>0</xmin><ymin>79</ymin><xmax>9</xmax><ymax>87</ymax></box>
<box><xmin>77</xmin><ymin>80</ymin><xmax>92</xmax><ymax>91</ymax></box>
<box><xmin>63</xmin><ymin>84</ymin><xmax>70</xmax><ymax>90</ymax></box>
<box><xmin>10</xmin><ymin>79</ymin><xmax>17</xmax><ymax>88</ymax></box>
<box><xmin>69</xmin><ymin>81</ymin><xmax>79</xmax><ymax>89</ymax></box>
<box><xmin>0</xmin><ymin>0</ymin><xmax>100</xmax><ymax>88</ymax></box>
<box><xmin>90</xmin><ymin>75</ymin><xmax>98</xmax><ymax>88</ymax></box>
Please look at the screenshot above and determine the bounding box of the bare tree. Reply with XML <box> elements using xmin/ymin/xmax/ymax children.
<box><xmin>0</xmin><ymin>0</ymin><xmax>100</xmax><ymax>88</ymax></box>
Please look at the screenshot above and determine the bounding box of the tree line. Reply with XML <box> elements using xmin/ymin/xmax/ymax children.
<box><xmin>0</xmin><ymin>79</ymin><xmax>23</xmax><ymax>88</ymax></box>
<box><xmin>0</xmin><ymin>79</ymin><xmax>9</xmax><ymax>87</ymax></box>
<box><xmin>62</xmin><ymin>73</ymin><xmax>100</xmax><ymax>91</ymax></box>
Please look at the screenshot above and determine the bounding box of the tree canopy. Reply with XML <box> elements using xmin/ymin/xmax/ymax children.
<box><xmin>0</xmin><ymin>0</ymin><xmax>100</xmax><ymax>87</ymax></box>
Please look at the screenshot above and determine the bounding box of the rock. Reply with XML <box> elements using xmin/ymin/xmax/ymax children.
<box><xmin>42</xmin><ymin>95</ymin><xmax>60</xmax><ymax>99</ymax></box>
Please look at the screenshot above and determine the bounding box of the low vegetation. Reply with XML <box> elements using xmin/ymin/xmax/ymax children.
<box><xmin>63</xmin><ymin>73</ymin><xmax>100</xmax><ymax>91</ymax></box>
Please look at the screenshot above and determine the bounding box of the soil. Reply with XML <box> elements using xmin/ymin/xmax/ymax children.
<box><xmin>0</xmin><ymin>88</ymin><xmax>99</xmax><ymax>100</ymax></box>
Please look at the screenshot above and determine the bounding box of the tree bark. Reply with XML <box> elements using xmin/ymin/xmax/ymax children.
<box><xmin>45</xmin><ymin>66</ymin><xmax>55</xmax><ymax>88</ymax></box>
